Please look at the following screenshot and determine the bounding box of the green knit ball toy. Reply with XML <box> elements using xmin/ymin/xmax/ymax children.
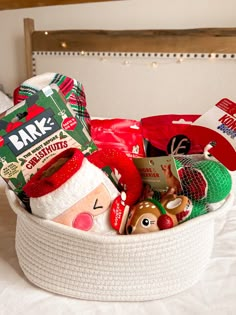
<box><xmin>176</xmin><ymin>199</ymin><xmax>208</xmax><ymax>223</ymax></box>
<box><xmin>187</xmin><ymin>200</ymin><xmax>208</xmax><ymax>221</ymax></box>
<box><xmin>174</xmin><ymin>157</ymin><xmax>206</xmax><ymax>201</ymax></box>
<box><xmin>194</xmin><ymin>160</ymin><xmax>232</xmax><ymax>203</ymax></box>
<box><xmin>174</xmin><ymin>158</ymin><xmax>183</xmax><ymax>170</ymax></box>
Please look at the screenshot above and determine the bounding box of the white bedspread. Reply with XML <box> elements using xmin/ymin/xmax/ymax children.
<box><xmin>0</xmin><ymin>174</ymin><xmax>236</xmax><ymax>315</ymax></box>
<box><xmin>0</xmin><ymin>90</ymin><xmax>13</xmax><ymax>113</ymax></box>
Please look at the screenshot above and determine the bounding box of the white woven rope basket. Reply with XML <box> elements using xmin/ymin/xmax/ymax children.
<box><xmin>6</xmin><ymin>187</ymin><xmax>234</xmax><ymax>301</ymax></box>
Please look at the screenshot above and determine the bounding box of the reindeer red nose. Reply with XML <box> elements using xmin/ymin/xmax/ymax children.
<box><xmin>157</xmin><ymin>214</ymin><xmax>174</xmax><ymax>230</ymax></box>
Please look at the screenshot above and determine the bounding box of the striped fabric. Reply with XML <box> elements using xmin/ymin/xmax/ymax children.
<box><xmin>13</xmin><ymin>73</ymin><xmax>90</xmax><ymax>124</ymax></box>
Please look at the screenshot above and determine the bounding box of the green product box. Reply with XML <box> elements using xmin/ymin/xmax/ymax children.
<box><xmin>0</xmin><ymin>84</ymin><xmax>97</xmax><ymax>203</ymax></box>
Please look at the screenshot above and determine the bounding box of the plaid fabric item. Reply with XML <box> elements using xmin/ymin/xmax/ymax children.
<box><xmin>13</xmin><ymin>73</ymin><xmax>90</xmax><ymax>124</ymax></box>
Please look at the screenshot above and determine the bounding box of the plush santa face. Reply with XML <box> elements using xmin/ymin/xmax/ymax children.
<box><xmin>23</xmin><ymin>147</ymin><xmax>143</xmax><ymax>234</ymax></box>
<box><xmin>53</xmin><ymin>183</ymin><xmax>118</xmax><ymax>232</ymax></box>
<box><xmin>23</xmin><ymin>148</ymin><xmax>120</xmax><ymax>234</ymax></box>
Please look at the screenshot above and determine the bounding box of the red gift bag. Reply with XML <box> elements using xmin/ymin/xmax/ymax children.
<box><xmin>91</xmin><ymin>118</ymin><xmax>145</xmax><ymax>158</ymax></box>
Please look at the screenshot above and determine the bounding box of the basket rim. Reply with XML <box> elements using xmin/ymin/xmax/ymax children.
<box><xmin>6</xmin><ymin>187</ymin><xmax>234</xmax><ymax>245</ymax></box>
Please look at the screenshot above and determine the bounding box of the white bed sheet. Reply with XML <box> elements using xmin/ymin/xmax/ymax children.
<box><xmin>0</xmin><ymin>90</ymin><xmax>13</xmax><ymax>113</ymax></box>
<box><xmin>0</xmin><ymin>174</ymin><xmax>236</xmax><ymax>315</ymax></box>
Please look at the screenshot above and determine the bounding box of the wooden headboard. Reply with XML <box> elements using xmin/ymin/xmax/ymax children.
<box><xmin>24</xmin><ymin>18</ymin><xmax>236</xmax><ymax>79</ymax></box>
<box><xmin>0</xmin><ymin>0</ymin><xmax>114</xmax><ymax>10</ymax></box>
<box><xmin>23</xmin><ymin>18</ymin><xmax>236</xmax><ymax>119</ymax></box>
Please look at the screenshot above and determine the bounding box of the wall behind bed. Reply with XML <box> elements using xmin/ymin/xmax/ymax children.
<box><xmin>1</xmin><ymin>0</ymin><xmax>236</xmax><ymax>118</ymax></box>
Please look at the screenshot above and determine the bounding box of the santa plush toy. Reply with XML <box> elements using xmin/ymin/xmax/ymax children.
<box><xmin>23</xmin><ymin>147</ymin><xmax>142</xmax><ymax>235</ymax></box>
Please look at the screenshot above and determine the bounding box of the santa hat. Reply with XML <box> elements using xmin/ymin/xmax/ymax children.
<box><xmin>13</xmin><ymin>72</ymin><xmax>90</xmax><ymax>123</ymax></box>
<box><xmin>23</xmin><ymin>147</ymin><xmax>142</xmax><ymax>222</ymax></box>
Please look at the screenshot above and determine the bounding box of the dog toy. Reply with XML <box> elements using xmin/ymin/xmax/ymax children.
<box><xmin>125</xmin><ymin>192</ymin><xmax>191</xmax><ymax>234</ymax></box>
<box><xmin>175</xmin><ymin>157</ymin><xmax>232</xmax><ymax>203</ymax></box>
<box><xmin>23</xmin><ymin>147</ymin><xmax>142</xmax><ymax>235</ymax></box>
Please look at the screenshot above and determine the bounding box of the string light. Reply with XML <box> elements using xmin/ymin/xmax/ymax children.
<box><xmin>151</xmin><ymin>61</ymin><xmax>158</xmax><ymax>68</ymax></box>
<box><xmin>122</xmin><ymin>60</ymin><xmax>130</xmax><ymax>66</ymax></box>
<box><xmin>100</xmin><ymin>57</ymin><xmax>107</xmax><ymax>62</ymax></box>
<box><xmin>176</xmin><ymin>57</ymin><xmax>184</xmax><ymax>63</ymax></box>
<box><xmin>61</xmin><ymin>42</ymin><xmax>67</xmax><ymax>48</ymax></box>
<box><xmin>209</xmin><ymin>53</ymin><xmax>216</xmax><ymax>60</ymax></box>
<box><xmin>32</xmin><ymin>51</ymin><xmax>236</xmax><ymax>76</ymax></box>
